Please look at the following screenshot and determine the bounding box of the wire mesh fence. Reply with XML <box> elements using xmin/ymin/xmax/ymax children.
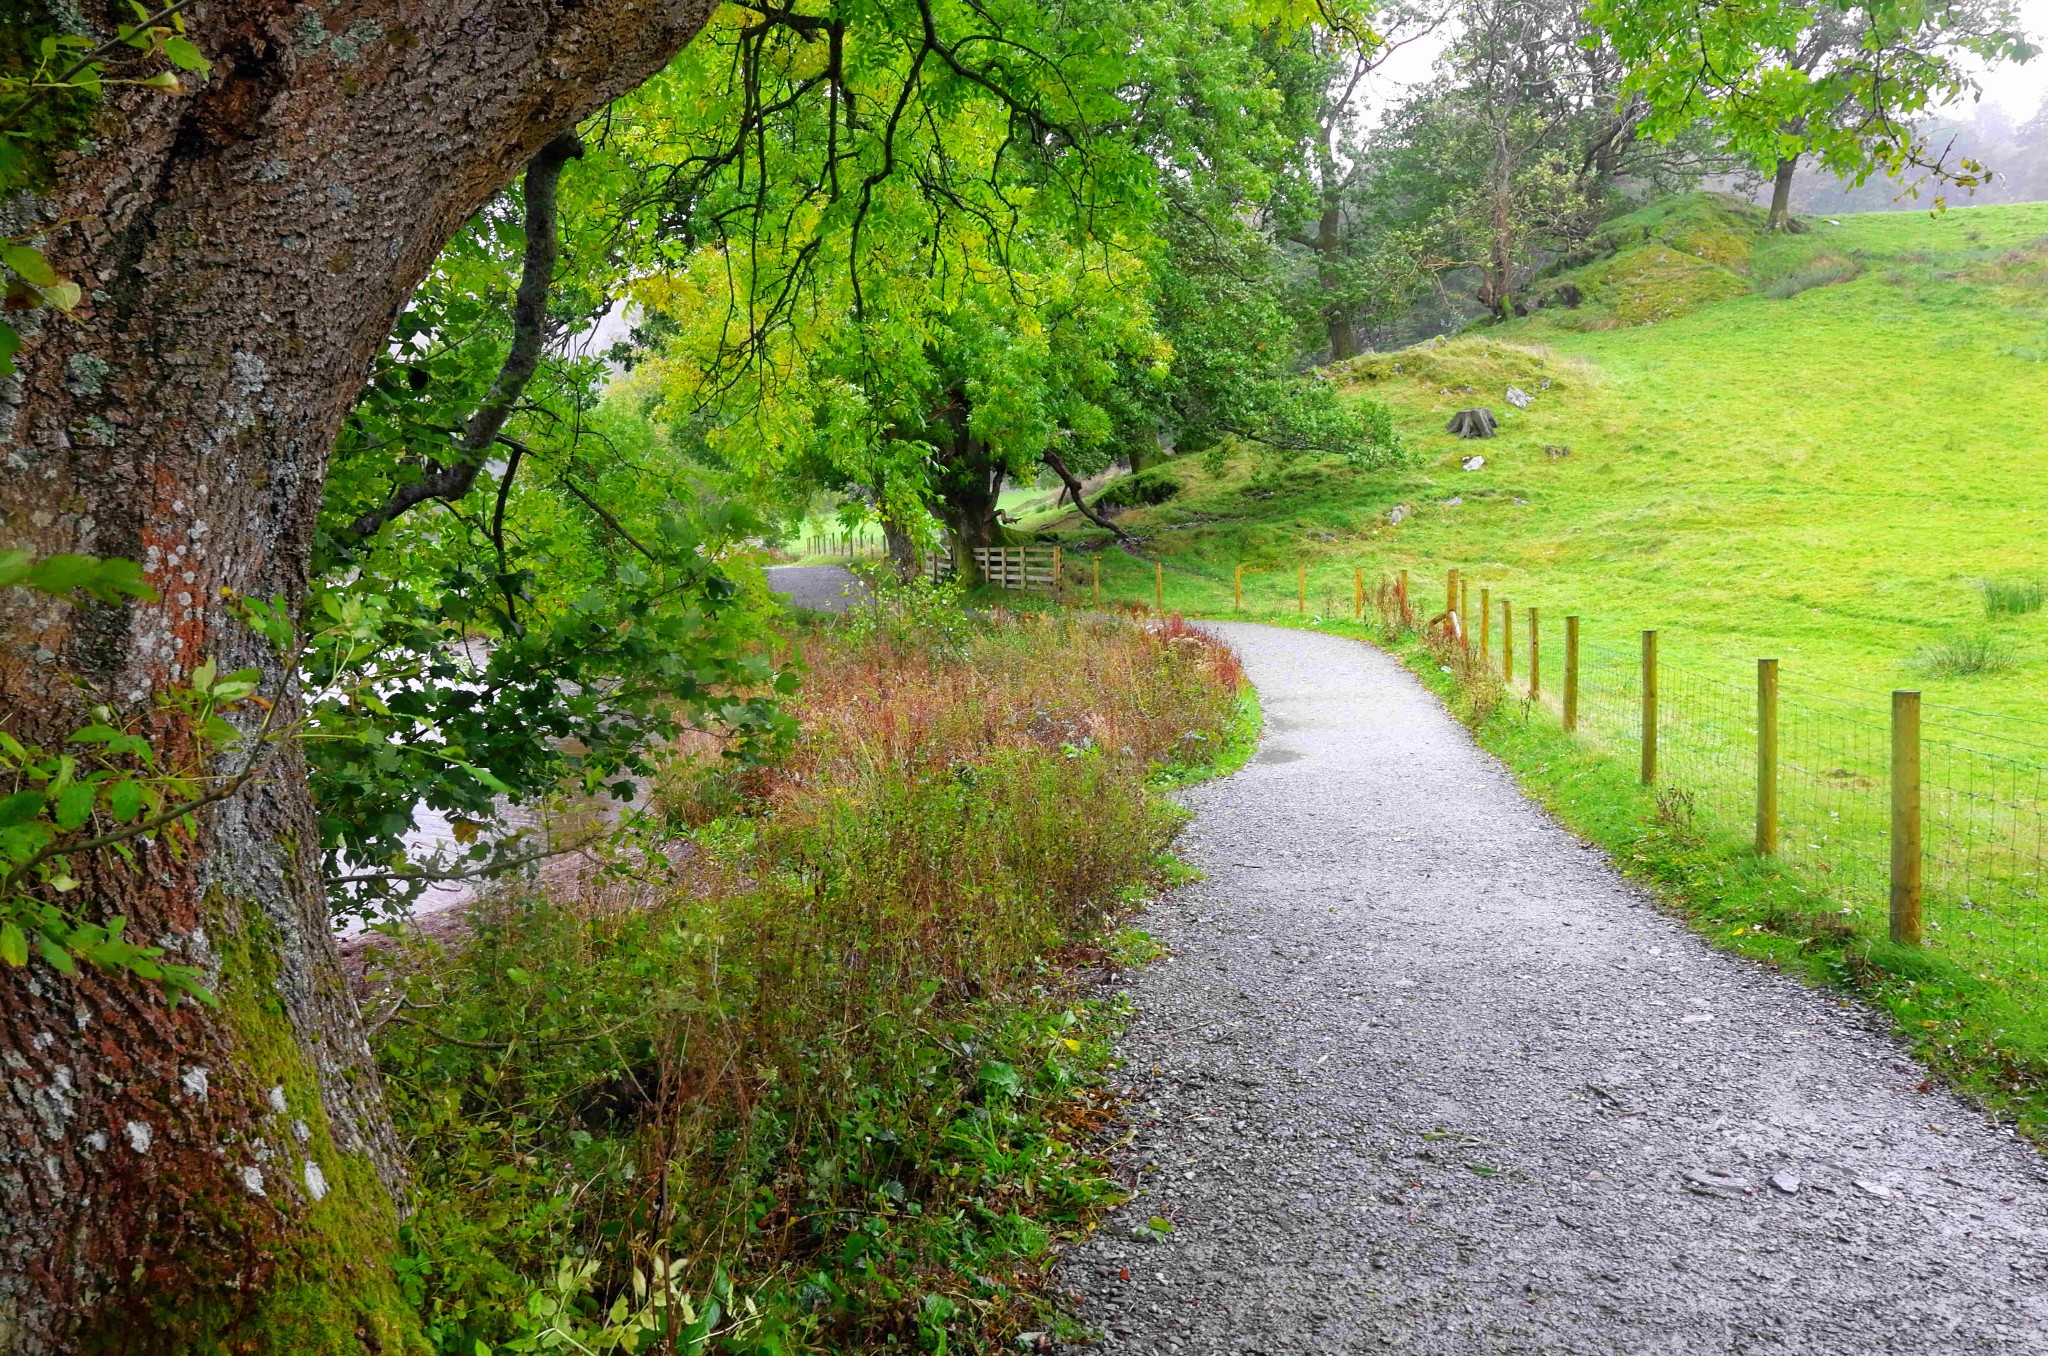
<box><xmin>1362</xmin><ymin>566</ymin><xmax>2048</xmax><ymax>980</ymax></box>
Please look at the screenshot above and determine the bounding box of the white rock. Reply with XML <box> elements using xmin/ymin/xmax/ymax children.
<box><xmin>1770</xmin><ymin>1170</ymin><xmax>1800</xmax><ymax>1194</ymax></box>
<box><xmin>1461</xmin><ymin>455</ymin><xmax>1485</xmax><ymax>471</ymax></box>
<box><xmin>241</xmin><ymin>1165</ymin><xmax>266</xmax><ymax>1196</ymax></box>
<box><xmin>125</xmin><ymin>1120</ymin><xmax>152</xmax><ymax>1153</ymax></box>
<box><xmin>1505</xmin><ymin>387</ymin><xmax>1532</xmax><ymax>409</ymax></box>
<box><xmin>304</xmin><ymin>1160</ymin><xmax>329</xmax><ymax>1202</ymax></box>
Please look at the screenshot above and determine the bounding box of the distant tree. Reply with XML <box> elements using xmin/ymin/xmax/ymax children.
<box><xmin>1592</xmin><ymin>0</ymin><xmax>2038</xmax><ymax>231</ymax></box>
<box><xmin>1335</xmin><ymin>0</ymin><xmax>1723</xmax><ymax>328</ymax></box>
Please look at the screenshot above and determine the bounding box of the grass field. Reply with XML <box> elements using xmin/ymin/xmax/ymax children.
<box><xmin>1008</xmin><ymin>193</ymin><xmax>2048</xmax><ymax>1092</ymax></box>
<box><xmin>1035</xmin><ymin>194</ymin><xmax>2048</xmax><ymax>726</ymax></box>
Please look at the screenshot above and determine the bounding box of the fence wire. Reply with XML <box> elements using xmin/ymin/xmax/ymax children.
<box><xmin>1367</xmin><ymin>570</ymin><xmax>2048</xmax><ymax>977</ymax></box>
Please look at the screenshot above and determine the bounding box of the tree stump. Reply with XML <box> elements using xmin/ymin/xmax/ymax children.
<box><xmin>1446</xmin><ymin>408</ymin><xmax>1497</xmax><ymax>438</ymax></box>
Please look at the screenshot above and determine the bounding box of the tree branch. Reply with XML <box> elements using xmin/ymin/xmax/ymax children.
<box><xmin>1040</xmin><ymin>447</ymin><xmax>1133</xmax><ymax>543</ymax></box>
<box><xmin>345</xmin><ymin>131</ymin><xmax>585</xmax><ymax>543</ymax></box>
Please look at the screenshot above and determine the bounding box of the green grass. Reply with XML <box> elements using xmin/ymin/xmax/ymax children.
<box><xmin>1914</xmin><ymin>632</ymin><xmax>2019</xmax><ymax>678</ymax></box>
<box><xmin>1028</xmin><ymin>192</ymin><xmax>2048</xmax><ymax>725</ymax></box>
<box><xmin>1983</xmin><ymin>578</ymin><xmax>2047</xmax><ymax>616</ymax></box>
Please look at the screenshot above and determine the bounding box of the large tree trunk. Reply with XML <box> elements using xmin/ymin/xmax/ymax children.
<box><xmin>1478</xmin><ymin>122</ymin><xmax>1515</xmax><ymax>320</ymax></box>
<box><xmin>0</xmin><ymin>1</ymin><xmax>716</xmax><ymax>1349</ymax></box>
<box><xmin>1317</xmin><ymin>201</ymin><xmax>1356</xmax><ymax>361</ymax></box>
<box><xmin>1312</xmin><ymin>124</ymin><xmax>1356</xmax><ymax>361</ymax></box>
<box><xmin>1766</xmin><ymin>155</ymin><xmax>1802</xmax><ymax>232</ymax></box>
<box><xmin>927</xmin><ymin>395</ymin><xmax>1002</xmax><ymax>586</ymax></box>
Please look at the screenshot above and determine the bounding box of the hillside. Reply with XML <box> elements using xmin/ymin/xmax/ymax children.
<box><xmin>1037</xmin><ymin>193</ymin><xmax>2048</xmax><ymax>727</ymax></box>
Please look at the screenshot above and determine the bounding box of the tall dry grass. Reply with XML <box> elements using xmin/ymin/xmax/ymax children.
<box><xmin>373</xmin><ymin>606</ymin><xmax>1243</xmax><ymax>1352</ymax></box>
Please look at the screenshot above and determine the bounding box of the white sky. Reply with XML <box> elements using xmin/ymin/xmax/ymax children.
<box><xmin>1352</xmin><ymin>0</ymin><xmax>2048</xmax><ymax>131</ymax></box>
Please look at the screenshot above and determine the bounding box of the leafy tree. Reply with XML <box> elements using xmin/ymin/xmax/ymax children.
<box><xmin>1591</xmin><ymin>0</ymin><xmax>2038</xmax><ymax>230</ymax></box>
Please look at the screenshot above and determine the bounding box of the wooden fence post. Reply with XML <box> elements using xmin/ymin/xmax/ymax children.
<box><xmin>1756</xmin><ymin>659</ymin><xmax>1779</xmax><ymax>856</ymax></box>
<box><xmin>1640</xmin><ymin>630</ymin><xmax>1659</xmax><ymax>785</ymax></box>
<box><xmin>1529</xmin><ymin>607</ymin><xmax>1541</xmax><ymax>700</ymax></box>
<box><xmin>1562</xmin><ymin>616</ymin><xmax>1577</xmax><ymax>730</ymax></box>
<box><xmin>1155</xmin><ymin>560</ymin><xmax>1163</xmax><ymax>614</ymax></box>
<box><xmin>1053</xmin><ymin>545</ymin><xmax>1063</xmax><ymax>590</ymax></box>
<box><xmin>1891</xmin><ymin>690</ymin><xmax>1923</xmax><ymax>945</ymax></box>
<box><xmin>1297</xmin><ymin>563</ymin><xmax>1306</xmax><ymax>615</ymax></box>
<box><xmin>1480</xmin><ymin>589</ymin><xmax>1491</xmax><ymax>665</ymax></box>
<box><xmin>1354</xmin><ymin>568</ymin><xmax>1363</xmax><ymax>621</ymax></box>
<box><xmin>1446</xmin><ymin>568</ymin><xmax>1458</xmax><ymax>616</ymax></box>
<box><xmin>1502</xmin><ymin>600</ymin><xmax>1513</xmax><ymax>681</ymax></box>
<box><xmin>1459</xmin><ymin>578</ymin><xmax>1471</xmax><ymax>650</ymax></box>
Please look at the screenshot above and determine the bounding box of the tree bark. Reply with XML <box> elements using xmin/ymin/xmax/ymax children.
<box><xmin>1766</xmin><ymin>154</ymin><xmax>1802</xmax><ymax>232</ymax></box>
<box><xmin>1317</xmin><ymin>200</ymin><xmax>1357</xmax><ymax>361</ymax></box>
<box><xmin>0</xmin><ymin>1</ymin><xmax>717</xmax><ymax>1349</ymax></box>
<box><xmin>1312</xmin><ymin>121</ymin><xmax>1356</xmax><ymax>361</ymax></box>
<box><xmin>927</xmin><ymin>394</ymin><xmax>1001</xmax><ymax>586</ymax></box>
<box><xmin>1478</xmin><ymin>121</ymin><xmax>1515</xmax><ymax>320</ymax></box>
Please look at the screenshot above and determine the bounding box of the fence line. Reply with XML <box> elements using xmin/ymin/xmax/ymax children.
<box><xmin>1392</xmin><ymin>566</ymin><xmax>2048</xmax><ymax>979</ymax></box>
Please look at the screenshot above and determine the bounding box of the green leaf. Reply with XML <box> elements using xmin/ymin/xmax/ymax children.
<box><xmin>190</xmin><ymin>657</ymin><xmax>217</xmax><ymax>695</ymax></box>
<box><xmin>37</xmin><ymin>933</ymin><xmax>76</xmax><ymax>974</ymax></box>
<box><xmin>108</xmin><ymin>778</ymin><xmax>145</xmax><ymax>823</ymax></box>
<box><xmin>82</xmin><ymin>557</ymin><xmax>155</xmax><ymax>603</ymax></box>
<box><xmin>0</xmin><ymin>923</ymin><xmax>26</xmax><ymax>968</ymax></box>
<box><xmin>162</xmin><ymin>36</ymin><xmax>210</xmax><ymax>72</ymax></box>
<box><xmin>55</xmin><ymin>781</ymin><xmax>96</xmax><ymax>830</ymax></box>
<box><xmin>0</xmin><ymin>790</ymin><xmax>45</xmax><ymax>828</ymax></box>
<box><xmin>23</xmin><ymin>554</ymin><xmax>96</xmax><ymax>594</ymax></box>
<box><xmin>69</xmin><ymin>724</ymin><xmax>123</xmax><ymax>744</ymax></box>
<box><xmin>1</xmin><ymin>244</ymin><xmax>58</xmax><ymax>288</ymax></box>
<box><xmin>38</xmin><ymin>280</ymin><xmax>83</xmax><ymax>314</ymax></box>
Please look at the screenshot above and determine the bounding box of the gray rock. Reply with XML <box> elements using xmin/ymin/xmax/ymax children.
<box><xmin>1771</xmin><ymin>1170</ymin><xmax>1801</xmax><ymax>1194</ymax></box>
<box><xmin>1505</xmin><ymin>387</ymin><xmax>1532</xmax><ymax>409</ymax></box>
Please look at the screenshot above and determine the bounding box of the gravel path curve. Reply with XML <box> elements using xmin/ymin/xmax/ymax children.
<box><xmin>766</xmin><ymin>563</ymin><xmax>868</xmax><ymax>613</ymax></box>
<box><xmin>1058</xmin><ymin>622</ymin><xmax>2048</xmax><ymax>1354</ymax></box>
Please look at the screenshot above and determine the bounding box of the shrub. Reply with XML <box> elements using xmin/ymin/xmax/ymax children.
<box><xmin>1981</xmin><ymin>579</ymin><xmax>2046</xmax><ymax>616</ymax></box>
<box><xmin>1092</xmin><ymin>470</ymin><xmax>1181</xmax><ymax>511</ymax></box>
<box><xmin>1913</xmin><ymin>634</ymin><xmax>2017</xmax><ymax>678</ymax></box>
<box><xmin>371</xmin><ymin>609</ymin><xmax>1244</xmax><ymax>1353</ymax></box>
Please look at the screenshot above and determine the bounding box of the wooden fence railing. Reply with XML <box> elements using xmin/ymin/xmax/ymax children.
<box><xmin>971</xmin><ymin>546</ymin><xmax>1061</xmax><ymax>591</ymax></box>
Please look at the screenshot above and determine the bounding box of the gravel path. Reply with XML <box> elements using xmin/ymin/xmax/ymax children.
<box><xmin>766</xmin><ymin>563</ymin><xmax>868</xmax><ymax>613</ymax></box>
<box><xmin>1059</xmin><ymin>622</ymin><xmax>2048</xmax><ymax>1354</ymax></box>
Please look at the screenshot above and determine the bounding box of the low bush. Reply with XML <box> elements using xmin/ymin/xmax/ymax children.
<box><xmin>370</xmin><ymin>601</ymin><xmax>1244</xmax><ymax>1354</ymax></box>
<box><xmin>1092</xmin><ymin>470</ymin><xmax>1182</xmax><ymax>511</ymax></box>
